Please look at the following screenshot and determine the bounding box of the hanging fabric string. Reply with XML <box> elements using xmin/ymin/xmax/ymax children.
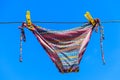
<box><xmin>93</xmin><ymin>19</ymin><xmax>105</xmax><ymax>64</ymax></box>
<box><xmin>99</xmin><ymin>23</ymin><xmax>106</xmax><ymax>64</ymax></box>
<box><xmin>19</xmin><ymin>25</ymin><xmax>26</xmax><ymax>62</ymax></box>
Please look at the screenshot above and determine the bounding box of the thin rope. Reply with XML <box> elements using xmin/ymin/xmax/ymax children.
<box><xmin>101</xmin><ymin>20</ymin><xmax>120</xmax><ymax>23</ymax></box>
<box><xmin>0</xmin><ymin>20</ymin><xmax>120</xmax><ymax>24</ymax></box>
<box><xmin>0</xmin><ymin>21</ymin><xmax>87</xmax><ymax>24</ymax></box>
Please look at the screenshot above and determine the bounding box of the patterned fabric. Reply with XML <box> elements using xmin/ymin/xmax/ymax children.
<box><xmin>19</xmin><ymin>26</ymin><xmax>26</xmax><ymax>62</ymax></box>
<box><xmin>30</xmin><ymin>23</ymin><xmax>93</xmax><ymax>73</ymax></box>
<box><xmin>19</xmin><ymin>21</ymin><xmax>105</xmax><ymax>73</ymax></box>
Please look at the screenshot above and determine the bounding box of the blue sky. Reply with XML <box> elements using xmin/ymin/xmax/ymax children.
<box><xmin>0</xmin><ymin>0</ymin><xmax>120</xmax><ymax>80</ymax></box>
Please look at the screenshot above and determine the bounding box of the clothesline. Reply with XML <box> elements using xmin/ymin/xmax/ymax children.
<box><xmin>0</xmin><ymin>20</ymin><xmax>120</xmax><ymax>24</ymax></box>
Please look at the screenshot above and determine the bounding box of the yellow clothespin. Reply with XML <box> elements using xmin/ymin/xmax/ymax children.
<box><xmin>26</xmin><ymin>10</ymin><xmax>34</xmax><ymax>30</ymax></box>
<box><xmin>84</xmin><ymin>12</ymin><xmax>96</xmax><ymax>26</ymax></box>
